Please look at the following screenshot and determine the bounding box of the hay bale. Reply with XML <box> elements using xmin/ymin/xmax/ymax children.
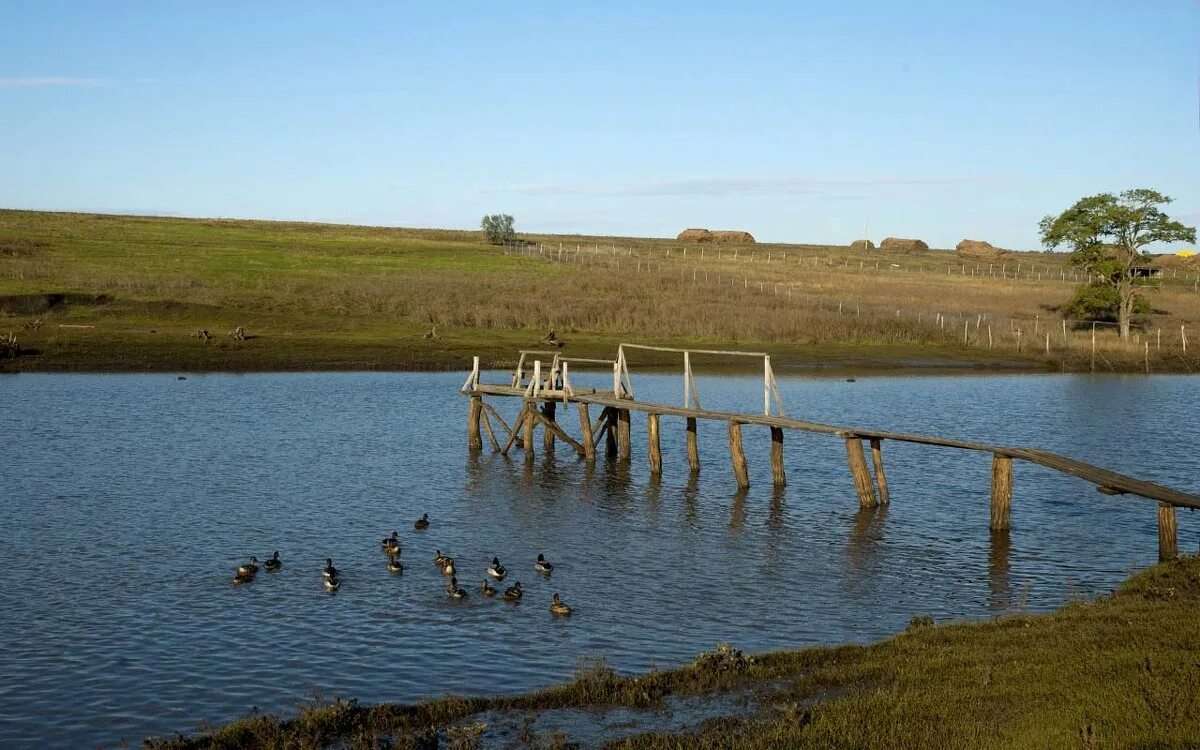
<box><xmin>677</xmin><ymin>228</ymin><xmax>714</xmax><ymax>243</ymax></box>
<box><xmin>710</xmin><ymin>230</ymin><xmax>756</xmax><ymax>244</ymax></box>
<box><xmin>956</xmin><ymin>239</ymin><xmax>1006</xmax><ymax>260</ymax></box>
<box><xmin>880</xmin><ymin>237</ymin><xmax>929</xmax><ymax>254</ymax></box>
<box><xmin>849</xmin><ymin>239</ymin><xmax>876</xmax><ymax>252</ymax></box>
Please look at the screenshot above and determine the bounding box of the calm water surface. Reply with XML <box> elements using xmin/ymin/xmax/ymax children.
<box><xmin>1</xmin><ymin>371</ymin><xmax>1198</xmax><ymax>748</ymax></box>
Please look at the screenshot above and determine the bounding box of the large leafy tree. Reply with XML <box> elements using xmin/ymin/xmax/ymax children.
<box><xmin>481</xmin><ymin>214</ymin><xmax>515</xmax><ymax>245</ymax></box>
<box><xmin>1039</xmin><ymin>189</ymin><xmax>1195</xmax><ymax>340</ymax></box>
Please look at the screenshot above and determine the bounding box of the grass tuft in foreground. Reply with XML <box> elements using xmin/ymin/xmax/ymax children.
<box><xmin>147</xmin><ymin>554</ymin><xmax>1200</xmax><ymax>749</ymax></box>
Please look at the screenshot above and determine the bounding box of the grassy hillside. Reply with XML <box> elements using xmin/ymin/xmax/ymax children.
<box><xmin>2</xmin><ymin>210</ymin><xmax>1197</xmax><ymax>373</ymax></box>
<box><xmin>148</xmin><ymin>554</ymin><xmax>1200</xmax><ymax>749</ymax></box>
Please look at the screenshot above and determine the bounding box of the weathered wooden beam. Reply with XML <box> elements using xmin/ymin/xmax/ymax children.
<box><xmin>604</xmin><ymin>408</ymin><xmax>618</xmax><ymax>458</ymax></box>
<box><xmin>617</xmin><ymin>409</ymin><xmax>631</xmax><ymax>462</ymax></box>
<box><xmin>500</xmin><ymin>409</ymin><xmax>528</xmax><ymax>455</ymax></box>
<box><xmin>729</xmin><ymin>421</ymin><xmax>750</xmax><ymax>489</ymax></box>
<box><xmin>1158</xmin><ymin>503</ymin><xmax>1178</xmax><ymax>561</ymax></box>
<box><xmin>648</xmin><ymin>413</ymin><xmax>662</xmax><ymax>474</ymax></box>
<box><xmin>770</xmin><ymin>426</ymin><xmax>786</xmax><ymax>486</ymax></box>
<box><xmin>479</xmin><ymin>407</ymin><xmax>500</xmax><ymax>452</ymax></box>
<box><xmin>530</xmin><ymin>408</ymin><xmax>586</xmax><ymax>457</ymax></box>
<box><xmin>467</xmin><ymin>395</ymin><xmax>483</xmax><ymax>450</ymax></box>
<box><xmin>480</xmin><ymin>401</ymin><xmax>515</xmax><ymax>441</ymax></box>
<box><xmin>522</xmin><ymin>403</ymin><xmax>535</xmax><ymax>459</ymax></box>
<box><xmin>844</xmin><ymin>437</ymin><xmax>877</xmax><ymax>507</ymax></box>
<box><xmin>542</xmin><ymin>401</ymin><xmax>556</xmax><ymax>452</ymax></box>
<box><xmin>686</xmin><ymin>416</ymin><xmax>700</xmax><ymax>473</ymax></box>
<box><xmin>578</xmin><ymin>403</ymin><xmax>595</xmax><ymax>461</ymax></box>
<box><xmin>869</xmin><ymin>437</ymin><xmax>889</xmax><ymax>504</ymax></box>
<box><xmin>990</xmin><ymin>453</ymin><xmax>1013</xmax><ymax>531</ymax></box>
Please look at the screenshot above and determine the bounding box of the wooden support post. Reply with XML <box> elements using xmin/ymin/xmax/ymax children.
<box><xmin>542</xmin><ymin>401</ymin><xmax>556</xmax><ymax>452</ymax></box>
<box><xmin>647</xmin><ymin>413</ymin><xmax>662</xmax><ymax>474</ymax></box>
<box><xmin>1158</xmin><ymin>503</ymin><xmax>1178</xmax><ymax>562</ymax></box>
<box><xmin>604</xmin><ymin>408</ymin><xmax>618</xmax><ymax>458</ymax></box>
<box><xmin>869</xmin><ymin>437</ymin><xmax>889</xmax><ymax>504</ymax></box>
<box><xmin>578</xmin><ymin>403</ymin><xmax>595</xmax><ymax>461</ymax></box>
<box><xmin>617</xmin><ymin>409</ymin><xmax>631</xmax><ymax>462</ymax></box>
<box><xmin>501</xmin><ymin>409</ymin><xmax>527</xmax><ymax>455</ymax></box>
<box><xmin>522</xmin><ymin>403</ymin><xmax>535</xmax><ymax>458</ymax></box>
<box><xmin>685</xmin><ymin>417</ymin><xmax>700</xmax><ymax>473</ymax></box>
<box><xmin>844</xmin><ymin>437</ymin><xmax>877</xmax><ymax>507</ymax></box>
<box><xmin>467</xmin><ymin>395</ymin><xmax>483</xmax><ymax>450</ymax></box>
<box><xmin>728</xmin><ymin>421</ymin><xmax>750</xmax><ymax>489</ymax></box>
<box><xmin>479</xmin><ymin>408</ymin><xmax>500</xmax><ymax>452</ymax></box>
<box><xmin>769</xmin><ymin>426</ymin><xmax>786</xmax><ymax>486</ymax></box>
<box><xmin>990</xmin><ymin>454</ymin><xmax>1012</xmax><ymax>531</ymax></box>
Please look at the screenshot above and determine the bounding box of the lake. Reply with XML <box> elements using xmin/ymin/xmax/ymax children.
<box><xmin>1</xmin><ymin>371</ymin><xmax>1197</xmax><ymax>748</ymax></box>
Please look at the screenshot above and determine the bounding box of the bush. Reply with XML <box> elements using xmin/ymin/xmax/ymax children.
<box><xmin>1061</xmin><ymin>282</ymin><xmax>1150</xmax><ymax>323</ymax></box>
<box><xmin>481</xmin><ymin>214</ymin><xmax>515</xmax><ymax>245</ymax></box>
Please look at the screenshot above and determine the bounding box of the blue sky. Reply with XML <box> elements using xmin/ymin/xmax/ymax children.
<box><xmin>2</xmin><ymin>1</ymin><xmax>1197</xmax><ymax>249</ymax></box>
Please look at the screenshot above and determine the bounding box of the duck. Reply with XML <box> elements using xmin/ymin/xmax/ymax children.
<box><xmin>387</xmin><ymin>556</ymin><xmax>404</xmax><ymax>574</ymax></box>
<box><xmin>380</xmin><ymin>531</ymin><xmax>400</xmax><ymax>553</ymax></box>
<box><xmin>549</xmin><ymin>593</ymin><xmax>573</xmax><ymax>616</ymax></box>
<box><xmin>534</xmin><ymin>554</ymin><xmax>553</xmax><ymax>575</ymax></box>
<box><xmin>264</xmin><ymin>551</ymin><xmax>282</xmax><ymax>572</ymax></box>
<box><xmin>445</xmin><ymin>575</ymin><xmax>467</xmax><ymax>599</ymax></box>
<box><xmin>324</xmin><ymin>574</ymin><xmax>341</xmax><ymax>592</ymax></box>
<box><xmin>486</xmin><ymin>557</ymin><xmax>507</xmax><ymax>580</ymax></box>
<box><xmin>236</xmin><ymin>556</ymin><xmax>260</xmax><ymax>577</ymax></box>
<box><xmin>434</xmin><ymin>549</ymin><xmax>451</xmax><ymax>566</ymax></box>
<box><xmin>480</xmin><ymin>579</ymin><xmax>496</xmax><ymax>596</ymax></box>
<box><xmin>233</xmin><ymin>570</ymin><xmax>255</xmax><ymax>585</ymax></box>
<box><xmin>502</xmin><ymin>582</ymin><xmax>523</xmax><ymax>601</ymax></box>
<box><xmin>414</xmin><ymin>513</ymin><xmax>430</xmax><ymax>530</ymax></box>
<box><xmin>441</xmin><ymin>558</ymin><xmax>456</xmax><ymax>577</ymax></box>
<box><xmin>323</xmin><ymin>558</ymin><xmax>338</xmax><ymax>580</ymax></box>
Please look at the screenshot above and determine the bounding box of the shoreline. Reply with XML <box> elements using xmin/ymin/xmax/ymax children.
<box><xmin>146</xmin><ymin>554</ymin><xmax>1200</xmax><ymax>749</ymax></box>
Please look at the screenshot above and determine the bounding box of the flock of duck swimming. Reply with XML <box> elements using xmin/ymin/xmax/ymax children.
<box><xmin>229</xmin><ymin>513</ymin><xmax>574</xmax><ymax>616</ymax></box>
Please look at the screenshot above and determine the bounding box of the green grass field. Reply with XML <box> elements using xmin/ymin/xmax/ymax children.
<box><xmin>2</xmin><ymin>210</ymin><xmax>1196</xmax><ymax>373</ymax></box>
<box><xmin>147</xmin><ymin>554</ymin><xmax>1200</xmax><ymax>749</ymax></box>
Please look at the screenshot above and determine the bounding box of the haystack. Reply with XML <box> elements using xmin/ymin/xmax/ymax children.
<box><xmin>880</xmin><ymin>237</ymin><xmax>929</xmax><ymax>254</ymax></box>
<box><xmin>849</xmin><ymin>239</ymin><xmax>876</xmax><ymax>252</ymax></box>
<box><xmin>711</xmin><ymin>230</ymin><xmax>755</xmax><ymax>244</ymax></box>
<box><xmin>956</xmin><ymin>239</ymin><xmax>1006</xmax><ymax>260</ymax></box>
<box><xmin>677</xmin><ymin>228</ymin><xmax>714</xmax><ymax>243</ymax></box>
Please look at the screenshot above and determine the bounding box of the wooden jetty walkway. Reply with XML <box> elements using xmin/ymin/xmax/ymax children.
<box><xmin>460</xmin><ymin>344</ymin><xmax>1198</xmax><ymax>562</ymax></box>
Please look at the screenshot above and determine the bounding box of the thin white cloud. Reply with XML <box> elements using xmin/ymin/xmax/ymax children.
<box><xmin>482</xmin><ymin>175</ymin><xmax>998</xmax><ymax>198</ymax></box>
<box><xmin>0</xmin><ymin>76</ymin><xmax>108</xmax><ymax>88</ymax></box>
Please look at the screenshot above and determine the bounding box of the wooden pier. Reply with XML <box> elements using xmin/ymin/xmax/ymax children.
<box><xmin>461</xmin><ymin>344</ymin><xmax>1198</xmax><ymax>562</ymax></box>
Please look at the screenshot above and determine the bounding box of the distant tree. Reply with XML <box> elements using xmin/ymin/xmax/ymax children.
<box><xmin>481</xmin><ymin>214</ymin><xmax>515</xmax><ymax>245</ymax></box>
<box><xmin>1039</xmin><ymin>189</ymin><xmax>1195</xmax><ymax>340</ymax></box>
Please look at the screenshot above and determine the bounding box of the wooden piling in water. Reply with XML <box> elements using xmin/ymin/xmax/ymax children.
<box><xmin>1158</xmin><ymin>503</ymin><xmax>1178</xmax><ymax>561</ymax></box>
<box><xmin>604</xmin><ymin>408</ymin><xmax>618</xmax><ymax>458</ymax></box>
<box><xmin>542</xmin><ymin>401</ymin><xmax>556</xmax><ymax>452</ymax></box>
<box><xmin>990</xmin><ymin>454</ymin><xmax>1013</xmax><ymax>531</ymax></box>
<box><xmin>686</xmin><ymin>417</ymin><xmax>700</xmax><ymax>472</ymax></box>
<box><xmin>869</xmin><ymin>437</ymin><xmax>889</xmax><ymax>504</ymax></box>
<box><xmin>770</xmin><ymin>426</ymin><xmax>786</xmax><ymax>486</ymax></box>
<box><xmin>729</xmin><ymin>421</ymin><xmax>750</xmax><ymax>489</ymax></box>
<box><xmin>467</xmin><ymin>395</ymin><xmax>483</xmax><ymax>450</ymax></box>
<box><xmin>647</xmin><ymin>413</ymin><xmax>662</xmax><ymax>474</ymax></box>
<box><xmin>844</xmin><ymin>437</ymin><xmax>877</xmax><ymax>507</ymax></box>
<box><xmin>617</xmin><ymin>409</ymin><xmax>631</xmax><ymax>462</ymax></box>
<box><xmin>578</xmin><ymin>402</ymin><xmax>595</xmax><ymax>461</ymax></box>
<box><xmin>522</xmin><ymin>403</ymin><xmax>535</xmax><ymax>459</ymax></box>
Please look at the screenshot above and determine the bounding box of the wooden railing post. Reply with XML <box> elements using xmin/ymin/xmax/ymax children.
<box><xmin>729</xmin><ymin>421</ymin><xmax>750</xmax><ymax>489</ymax></box>
<box><xmin>648</xmin><ymin>413</ymin><xmax>662</xmax><ymax>474</ymax></box>
<box><xmin>770</xmin><ymin>426</ymin><xmax>786</xmax><ymax>486</ymax></box>
<box><xmin>578</xmin><ymin>402</ymin><xmax>595</xmax><ymax>462</ymax></box>
<box><xmin>686</xmin><ymin>417</ymin><xmax>700</xmax><ymax>473</ymax></box>
<box><xmin>870</xmin><ymin>437</ymin><xmax>889</xmax><ymax>504</ymax></box>
<box><xmin>990</xmin><ymin>454</ymin><xmax>1013</xmax><ymax>531</ymax></box>
<box><xmin>844</xmin><ymin>437</ymin><xmax>877</xmax><ymax>507</ymax></box>
<box><xmin>467</xmin><ymin>395</ymin><xmax>483</xmax><ymax>450</ymax></box>
<box><xmin>1158</xmin><ymin>503</ymin><xmax>1178</xmax><ymax>561</ymax></box>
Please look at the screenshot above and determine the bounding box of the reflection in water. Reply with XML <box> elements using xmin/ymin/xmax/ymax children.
<box><xmin>644</xmin><ymin>477</ymin><xmax>662</xmax><ymax>528</ymax></box>
<box><xmin>988</xmin><ymin>530</ymin><xmax>1012</xmax><ymax>612</ymax></box>
<box><xmin>729</xmin><ymin>490</ymin><xmax>748</xmax><ymax>532</ymax></box>
<box><xmin>682</xmin><ymin>473</ymin><xmax>700</xmax><ymax>527</ymax></box>
<box><xmin>846</xmin><ymin>505</ymin><xmax>889</xmax><ymax>572</ymax></box>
